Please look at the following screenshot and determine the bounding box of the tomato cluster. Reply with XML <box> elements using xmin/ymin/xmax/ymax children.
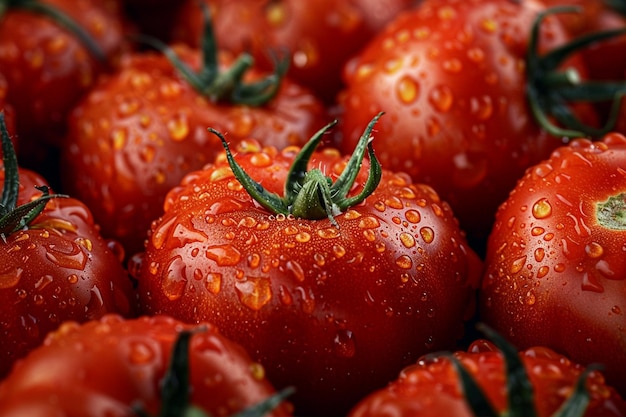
<box><xmin>1</xmin><ymin>0</ymin><xmax>626</xmax><ymax>416</ymax></box>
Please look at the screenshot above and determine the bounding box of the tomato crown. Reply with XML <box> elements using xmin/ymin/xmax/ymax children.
<box><xmin>134</xmin><ymin>1</ymin><xmax>288</xmax><ymax>106</ymax></box>
<box><xmin>528</xmin><ymin>6</ymin><xmax>626</xmax><ymax>139</ymax></box>
<box><xmin>212</xmin><ymin>112</ymin><xmax>383</xmax><ymax>227</ymax></box>
<box><xmin>0</xmin><ymin>112</ymin><xmax>67</xmax><ymax>240</ymax></box>
<box><xmin>441</xmin><ymin>324</ymin><xmax>600</xmax><ymax>417</ymax></box>
<box><xmin>0</xmin><ymin>0</ymin><xmax>106</xmax><ymax>61</ymax></box>
<box><xmin>133</xmin><ymin>327</ymin><xmax>294</xmax><ymax>417</ymax></box>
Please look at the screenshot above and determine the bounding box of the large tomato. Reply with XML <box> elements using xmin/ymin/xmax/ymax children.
<box><xmin>0</xmin><ymin>114</ymin><xmax>135</xmax><ymax>377</ymax></box>
<box><xmin>132</xmin><ymin>115</ymin><xmax>482</xmax><ymax>416</ymax></box>
<box><xmin>480</xmin><ymin>132</ymin><xmax>626</xmax><ymax>397</ymax></box>
<box><xmin>337</xmin><ymin>0</ymin><xmax>605</xmax><ymax>252</ymax></box>
<box><xmin>349</xmin><ymin>326</ymin><xmax>626</xmax><ymax>417</ymax></box>
<box><xmin>0</xmin><ymin>314</ymin><xmax>293</xmax><ymax>416</ymax></box>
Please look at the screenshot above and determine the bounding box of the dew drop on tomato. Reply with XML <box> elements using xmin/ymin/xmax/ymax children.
<box><xmin>334</xmin><ymin>329</ymin><xmax>356</xmax><ymax>358</ymax></box>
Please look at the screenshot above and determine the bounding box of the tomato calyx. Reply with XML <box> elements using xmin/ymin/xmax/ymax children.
<box><xmin>527</xmin><ymin>6</ymin><xmax>626</xmax><ymax>139</ymax></box>
<box><xmin>442</xmin><ymin>324</ymin><xmax>601</xmax><ymax>417</ymax></box>
<box><xmin>0</xmin><ymin>112</ymin><xmax>67</xmax><ymax>241</ymax></box>
<box><xmin>133</xmin><ymin>327</ymin><xmax>294</xmax><ymax>417</ymax></box>
<box><xmin>135</xmin><ymin>2</ymin><xmax>288</xmax><ymax>106</ymax></box>
<box><xmin>0</xmin><ymin>0</ymin><xmax>106</xmax><ymax>62</ymax></box>
<box><xmin>596</xmin><ymin>193</ymin><xmax>626</xmax><ymax>230</ymax></box>
<box><xmin>212</xmin><ymin>112</ymin><xmax>383</xmax><ymax>227</ymax></box>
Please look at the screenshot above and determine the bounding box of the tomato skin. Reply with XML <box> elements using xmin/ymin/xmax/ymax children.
<box><xmin>61</xmin><ymin>44</ymin><xmax>328</xmax><ymax>257</ymax></box>
<box><xmin>0</xmin><ymin>0</ymin><xmax>126</xmax><ymax>149</ymax></box>
<box><xmin>0</xmin><ymin>167</ymin><xmax>136</xmax><ymax>378</ymax></box>
<box><xmin>172</xmin><ymin>0</ymin><xmax>416</xmax><ymax>103</ymax></box>
<box><xmin>348</xmin><ymin>339</ymin><xmax>626</xmax><ymax>417</ymax></box>
<box><xmin>133</xmin><ymin>139</ymin><xmax>482</xmax><ymax>416</ymax></box>
<box><xmin>480</xmin><ymin>132</ymin><xmax>626</xmax><ymax>397</ymax></box>
<box><xmin>0</xmin><ymin>314</ymin><xmax>292</xmax><ymax>417</ymax></box>
<box><xmin>337</xmin><ymin>0</ymin><xmax>597</xmax><ymax>251</ymax></box>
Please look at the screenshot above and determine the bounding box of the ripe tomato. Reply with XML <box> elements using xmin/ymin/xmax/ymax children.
<box><xmin>480</xmin><ymin>132</ymin><xmax>626</xmax><ymax>397</ymax></box>
<box><xmin>132</xmin><ymin>115</ymin><xmax>482</xmax><ymax>416</ymax></box>
<box><xmin>337</xmin><ymin>0</ymin><xmax>603</xmax><ymax>252</ymax></box>
<box><xmin>0</xmin><ymin>0</ymin><xmax>126</xmax><ymax>154</ymax></box>
<box><xmin>349</xmin><ymin>327</ymin><xmax>626</xmax><ymax>417</ymax></box>
<box><xmin>0</xmin><ymin>114</ymin><xmax>136</xmax><ymax>377</ymax></box>
<box><xmin>171</xmin><ymin>0</ymin><xmax>416</xmax><ymax>103</ymax></box>
<box><xmin>61</xmin><ymin>31</ymin><xmax>328</xmax><ymax>257</ymax></box>
<box><xmin>0</xmin><ymin>314</ymin><xmax>293</xmax><ymax>416</ymax></box>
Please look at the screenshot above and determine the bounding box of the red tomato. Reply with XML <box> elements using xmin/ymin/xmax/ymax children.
<box><xmin>132</xmin><ymin>116</ymin><xmax>482</xmax><ymax>416</ymax></box>
<box><xmin>0</xmin><ymin>314</ymin><xmax>293</xmax><ymax>416</ymax></box>
<box><xmin>0</xmin><ymin>115</ymin><xmax>136</xmax><ymax>377</ymax></box>
<box><xmin>0</xmin><ymin>0</ymin><xmax>127</xmax><ymax>153</ymax></box>
<box><xmin>61</xmin><ymin>37</ymin><xmax>328</xmax><ymax>257</ymax></box>
<box><xmin>337</xmin><ymin>0</ymin><xmax>602</xmax><ymax>252</ymax></box>
<box><xmin>480</xmin><ymin>132</ymin><xmax>626</xmax><ymax>397</ymax></box>
<box><xmin>171</xmin><ymin>0</ymin><xmax>416</xmax><ymax>103</ymax></box>
<box><xmin>349</xmin><ymin>333</ymin><xmax>626</xmax><ymax>417</ymax></box>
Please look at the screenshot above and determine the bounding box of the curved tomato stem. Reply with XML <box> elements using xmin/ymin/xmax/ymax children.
<box><xmin>526</xmin><ymin>6</ymin><xmax>626</xmax><ymax>139</ymax></box>
<box><xmin>212</xmin><ymin>112</ymin><xmax>383</xmax><ymax>227</ymax></box>
<box><xmin>0</xmin><ymin>0</ymin><xmax>106</xmax><ymax>62</ymax></box>
<box><xmin>0</xmin><ymin>113</ymin><xmax>68</xmax><ymax>240</ymax></box>
<box><xmin>133</xmin><ymin>1</ymin><xmax>288</xmax><ymax>106</ymax></box>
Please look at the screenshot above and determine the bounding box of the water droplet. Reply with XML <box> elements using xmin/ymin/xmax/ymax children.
<box><xmin>532</xmin><ymin>198</ymin><xmax>552</xmax><ymax>219</ymax></box>
<box><xmin>524</xmin><ymin>290</ymin><xmax>536</xmax><ymax>306</ymax></box>
<box><xmin>395</xmin><ymin>255</ymin><xmax>413</xmax><ymax>269</ymax></box>
<box><xmin>161</xmin><ymin>256</ymin><xmax>188</xmax><ymax>301</ymax></box>
<box><xmin>363</xmin><ymin>229</ymin><xmax>377</xmax><ymax>242</ymax></box>
<box><xmin>420</xmin><ymin>227</ymin><xmax>434</xmax><ymax>243</ymax></box>
<box><xmin>467</xmin><ymin>47</ymin><xmax>485</xmax><ymax>63</ymax></box>
<box><xmin>167</xmin><ymin>114</ymin><xmax>189</xmax><ymax>141</ymax></box>
<box><xmin>34</xmin><ymin>274</ymin><xmax>54</xmax><ymax>291</ymax></box>
<box><xmin>611</xmin><ymin>305</ymin><xmax>622</xmax><ymax>315</ymax></box>
<box><xmin>334</xmin><ymin>329</ymin><xmax>356</xmax><ymax>358</ymax></box>
<box><xmin>405</xmin><ymin>210</ymin><xmax>421</xmax><ymax>224</ymax></box>
<box><xmin>399</xmin><ymin>232</ymin><xmax>416</xmax><ymax>248</ymax></box>
<box><xmin>249</xmin><ymin>362</ymin><xmax>266</xmax><ymax>380</ymax></box>
<box><xmin>67</xmin><ymin>274</ymin><xmax>79</xmax><ymax>285</ymax></box>
<box><xmin>534</xmin><ymin>248</ymin><xmax>545</xmax><ymax>263</ymax></box>
<box><xmin>204</xmin><ymin>273</ymin><xmax>222</xmax><ymax>295</ymax></box>
<box><xmin>531</xmin><ymin>227</ymin><xmax>545</xmax><ymax>236</ymax></box>
<box><xmin>429</xmin><ymin>85</ymin><xmax>454</xmax><ymax>112</ymax></box>
<box><xmin>111</xmin><ymin>128</ymin><xmax>126</xmax><ymax>150</ymax></box>
<box><xmin>554</xmin><ymin>263</ymin><xmax>566</xmax><ymax>273</ymax></box>
<box><xmin>510</xmin><ymin>256</ymin><xmax>526</xmax><ymax>273</ymax></box>
<box><xmin>206</xmin><ymin>245</ymin><xmax>242</xmax><ymax>266</ymax></box>
<box><xmin>581</xmin><ymin>272</ymin><xmax>604</xmax><ymax>293</ymax></box>
<box><xmin>470</xmin><ymin>95</ymin><xmax>493</xmax><ymax>120</ymax></box>
<box><xmin>333</xmin><ymin>245</ymin><xmax>346</xmax><ymax>258</ymax></box>
<box><xmin>235</xmin><ymin>277</ymin><xmax>272</xmax><ymax>311</ymax></box>
<box><xmin>396</xmin><ymin>75</ymin><xmax>420</xmax><ymax>104</ymax></box>
<box><xmin>442</xmin><ymin>58</ymin><xmax>462</xmax><ymax>73</ymax></box>
<box><xmin>286</xmin><ymin>260</ymin><xmax>305</xmax><ymax>282</ymax></box>
<box><xmin>45</xmin><ymin>241</ymin><xmax>88</xmax><ymax>270</ymax></box>
<box><xmin>585</xmin><ymin>242</ymin><xmax>604</xmax><ymax>258</ymax></box>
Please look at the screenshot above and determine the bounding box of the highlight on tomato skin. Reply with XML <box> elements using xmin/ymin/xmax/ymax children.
<box><xmin>480</xmin><ymin>132</ymin><xmax>626</xmax><ymax>399</ymax></box>
<box><xmin>131</xmin><ymin>114</ymin><xmax>483</xmax><ymax>416</ymax></box>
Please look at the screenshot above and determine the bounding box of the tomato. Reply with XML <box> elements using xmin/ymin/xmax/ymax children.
<box><xmin>336</xmin><ymin>0</ymin><xmax>606</xmax><ymax>253</ymax></box>
<box><xmin>61</xmin><ymin>11</ymin><xmax>329</xmax><ymax>257</ymax></box>
<box><xmin>132</xmin><ymin>115</ymin><xmax>482</xmax><ymax>416</ymax></box>
<box><xmin>0</xmin><ymin>314</ymin><xmax>293</xmax><ymax>416</ymax></box>
<box><xmin>0</xmin><ymin>0</ymin><xmax>127</xmax><ymax>169</ymax></box>
<box><xmin>349</xmin><ymin>325</ymin><xmax>626</xmax><ymax>417</ymax></box>
<box><xmin>0</xmin><ymin>114</ymin><xmax>136</xmax><ymax>378</ymax></box>
<box><xmin>479</xmin><ymin>132</ymin><xmax>626</xmax><ymax>397</ymax></box>
<box><xmin>171</xmin><ymin>0</ymin><xmax>416</xmax><ymax>103</ymax></box>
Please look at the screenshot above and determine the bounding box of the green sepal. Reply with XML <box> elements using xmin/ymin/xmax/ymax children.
<box><xmin>212</xmin><ymin>112</ymin><xmax>384</xmax><ymax>227</ymax></box>
<box><xmin>132</xmin><ymin>1</ymin><xmax>289</xmax><ymax>106</ymax></box>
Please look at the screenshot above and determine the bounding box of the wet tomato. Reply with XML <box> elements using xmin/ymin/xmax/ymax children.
<box><xmin>132</xmin><ymin>115</ymin><xmax>482</xmax><ymax>416</ymax></box>
<box><xmin>349</xmin><ymin>325</ymin><xmax>626</xmax><ymax>417</ymax></box>
<box><xmin>0</xmin><ymin>114</ymin><xmax>135</xmax><ymax>377</ymax></box>
<box><xmin>337</xmin><ymin>0</ymin><xmax>605</xmax><ymax>252</ymax></box>
<box><xmin>0</xmin><ymin>314</ymin><xmax>293</xmax><ymax>416</ymax></box>
<box><xmin>480</xmin><ymin>132</ymin><xmax>626</xmax><ymax>397</ymax></box>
